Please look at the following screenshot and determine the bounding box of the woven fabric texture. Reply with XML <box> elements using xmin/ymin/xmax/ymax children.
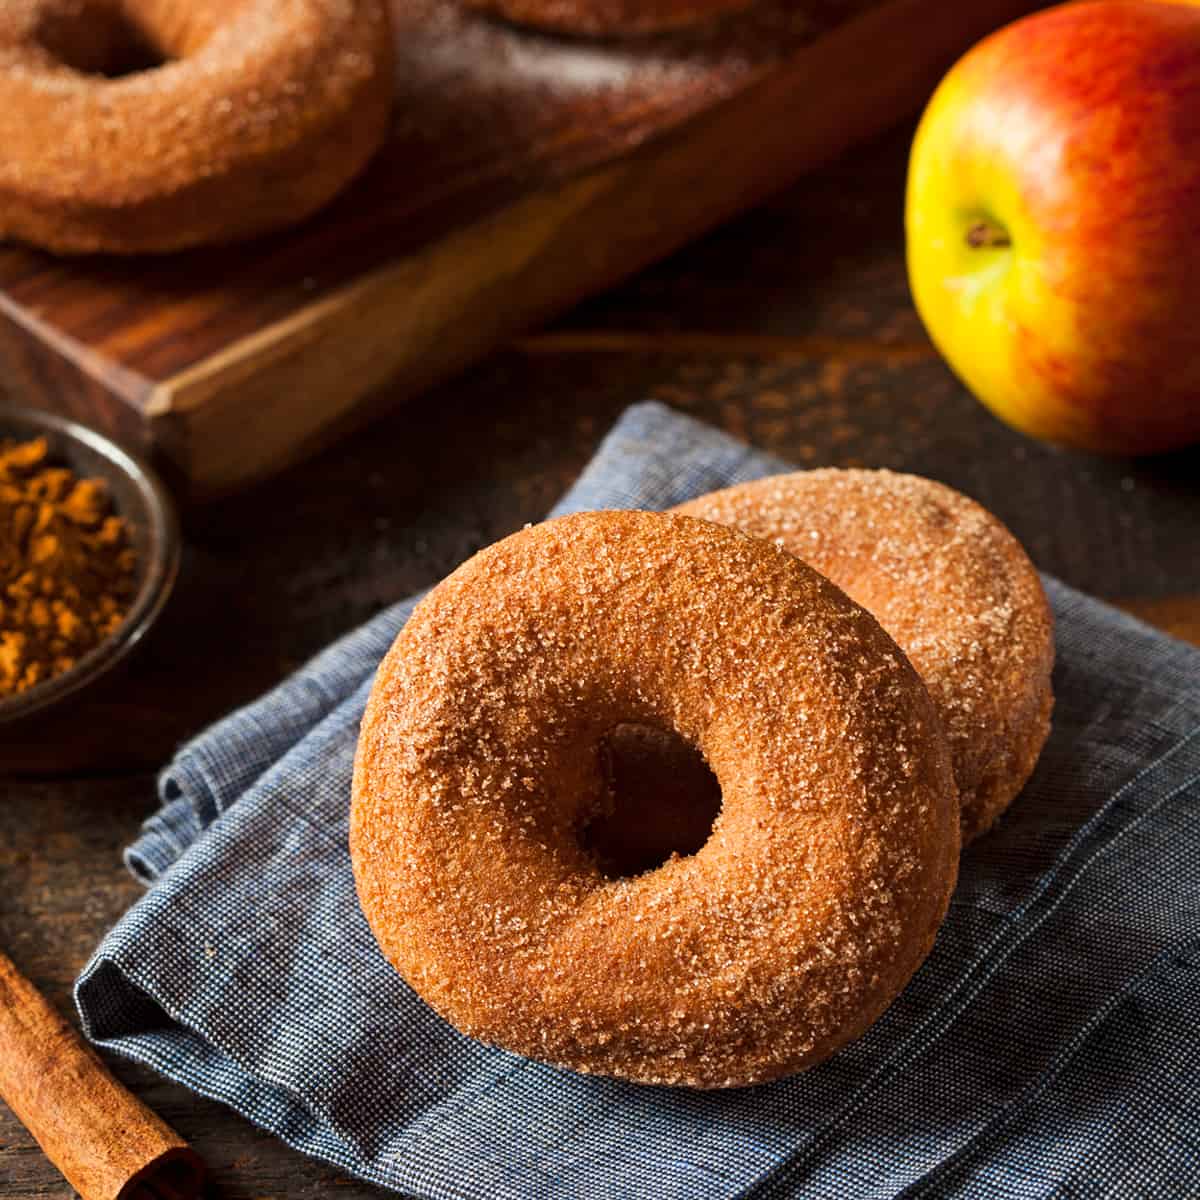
<box><xmin>76</xmin><ymin>402</ymin><xmax>1200</xmax><ymax>1199</ymax></box>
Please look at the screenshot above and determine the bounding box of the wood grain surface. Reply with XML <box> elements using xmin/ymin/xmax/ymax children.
<box><xmin>0</xmin><ymin>0</ymin><xmax>1039</xmax><ymax>496</ymax></box>
<box><xmin>2</xmin><ymin>123</ymin><xmax>1198</xmax><ymax>1199</ymax></box>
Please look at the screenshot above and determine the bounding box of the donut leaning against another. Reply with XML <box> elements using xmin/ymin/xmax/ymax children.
<box><xmin>676</xmin><ymin>470</ymin><xmax>1055</xmax><ymax>842</ymax></box>
<box><xmin>0</xmin><ymin>0</ymin><xmax>394</xmax><ymax>254</ymax></box>
<box><xmin>352</xmin><ymin>510</ymin><xmax>960</xmax><ymax>1087</ymax></box>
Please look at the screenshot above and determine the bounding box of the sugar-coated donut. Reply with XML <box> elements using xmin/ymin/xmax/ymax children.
<box><xmin>460</xmin><ymin>0</ymin><xmax>755</xmax><ymax>36</ymax></box>
<box><xmin>0</xmin><ymin>0</ymin><xmax>394</xmax><ymax>254</ymax></box>
<box><xmin>676</xmin><ymin>471</ymin><xmax>1054</xmax><ymax>842</ymax></box>
<box><xmin>352</xmin><ymin>510</ymin><xmax>959</xmax><ymax>1087</ymax></box>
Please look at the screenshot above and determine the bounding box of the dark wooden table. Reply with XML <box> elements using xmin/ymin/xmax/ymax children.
<box><xmin>3</xmin><ymin>122</ymin><xmax>1198</xmax><ymax>1199</ymax></box>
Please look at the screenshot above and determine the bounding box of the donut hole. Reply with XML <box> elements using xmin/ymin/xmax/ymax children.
<box><xmin>36</xmin><ymin>4</ymin><xmax>173</xmax><ymax>78</ymax></box>
<box><xmin>581</xmin><ymin>723</ymin><xmax>722</xmax><ymax>878</ymax></box>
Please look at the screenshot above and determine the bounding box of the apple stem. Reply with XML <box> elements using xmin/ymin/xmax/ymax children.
<box><xmin>966</xmin><ymin>220</ymin><xmax>1012</xmax><ymax>249</ymax></box>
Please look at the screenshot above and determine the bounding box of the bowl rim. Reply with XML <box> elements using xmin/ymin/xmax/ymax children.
<box><xmin>0</xmin><ymin>404</ymin><xmax>181</xmax><ymax>725</ymax></box>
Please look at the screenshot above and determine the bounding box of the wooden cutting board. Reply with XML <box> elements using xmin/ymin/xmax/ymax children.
<box><xmin>0</xmin><ymin>0</ymin><xmax>1036</xmax><ymax>498</ymax></box>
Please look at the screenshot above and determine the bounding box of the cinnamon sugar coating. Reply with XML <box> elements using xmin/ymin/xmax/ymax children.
<box><xmin>0</xmin><ymin>0</ymin><xmax>393</xmax><ymax>254</ymax></box>
<box><xmin>461</xmin><ymin>0</ymin><xmax>755</xmax><ymax>35</ymax></box>
<box><xmin>677</xmin><ymin>471</ymin><xmax>1055</xmax><ymax>841</ymax></box>
<box><xmin>352</xmin><ymin>510</ymin><xmax>959</xmax><ymax>1087</ymax></box>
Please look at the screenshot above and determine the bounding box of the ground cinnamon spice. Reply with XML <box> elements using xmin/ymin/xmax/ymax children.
<box><xmin>0</xmin><ymin>436</ymin><xmax>136</xmax><ymax>698</ymax></box>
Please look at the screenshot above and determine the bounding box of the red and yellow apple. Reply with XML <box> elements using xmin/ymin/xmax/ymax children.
<box><xmin>906</xmin><ymin>0</ymin><xmax>1200</xmax><ymax>455</ymax></box>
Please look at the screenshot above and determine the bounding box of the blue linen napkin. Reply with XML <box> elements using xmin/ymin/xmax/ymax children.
<box><xmin>76</xmin><ymin>401</ymin><xmax>1200</xmax><ymax>1199</ymax></box>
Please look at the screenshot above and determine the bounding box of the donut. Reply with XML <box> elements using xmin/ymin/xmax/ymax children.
<box><xmin>352</xmin><ymin>510</ymin><xmax>959</xmax><ymax>1087</ymax></box>
<box><xmin>460</xmin><ymin>0</ymin><xmax>756</xmax><ymax>36</ymax></box>
<box><xmin>0</xmin><ymin>0</ymin><xmax>394</xmax><ymax>254</ymax></box>
<box><xmin>675</xmin><ymin>470</ymin><xmax>1055</xmax><ymax>842</ymax></box>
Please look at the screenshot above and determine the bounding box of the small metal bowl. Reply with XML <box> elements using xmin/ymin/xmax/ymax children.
<box><xmin>0</xmin><ymin>405</ymin><xmax>180</xmax><ymax>725</ymax></box>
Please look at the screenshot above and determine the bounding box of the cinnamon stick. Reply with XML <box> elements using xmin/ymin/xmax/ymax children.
<box><xmin>0</xmin><ymin>948</ymin><xmax>205</xmax><ymax>1200</ymax></box>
